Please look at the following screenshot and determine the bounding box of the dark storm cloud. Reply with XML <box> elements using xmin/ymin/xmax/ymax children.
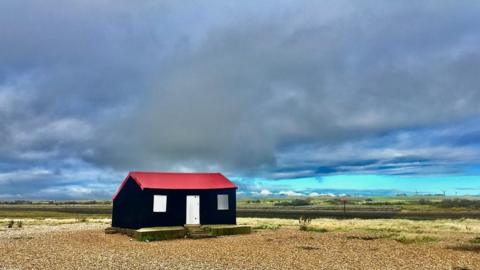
<box><xmin>89</xmin><ymin>0</ymin><xmax>480</xmax><ymax>174</ymax></box>
<box><xmin>1</xmin><ymin>0</ymin><xmax>480</xmax><ymax>198</ymax></box>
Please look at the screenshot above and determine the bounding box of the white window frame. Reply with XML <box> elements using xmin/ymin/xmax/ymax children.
<box><xmin>217</xmin><ymin>194</ymin><xmax>229</xmax><ymax>210</ymax></box>
<box><xmin>153</xmin><ymin>195</ymin><xmax>167</xmax><ymax>212</ymax></box>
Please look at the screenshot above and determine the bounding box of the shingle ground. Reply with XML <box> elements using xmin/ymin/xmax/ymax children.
<box><xmin>0</xmin><ymin>223</ymin><xmax>478</xmax><ymax>270</ymax></box>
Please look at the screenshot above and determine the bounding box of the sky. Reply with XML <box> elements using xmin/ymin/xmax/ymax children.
<box><xmin>1</xmin><ymin>0</ymin><xmax>480</xmax><ymax>199</ymax></box>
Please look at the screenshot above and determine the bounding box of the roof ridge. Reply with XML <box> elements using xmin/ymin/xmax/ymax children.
<box><xmin>129</xmin><ymin>171</ymin><xmax>221</xmax><ymax>174</ymax></box>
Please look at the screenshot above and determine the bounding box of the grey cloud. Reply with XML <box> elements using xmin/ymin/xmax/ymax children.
<box><xmin>1</xmin><ymin>1</ymin><xmax>480</xmax><ymax>198</ymax></box>
<box><xmin>0</xmin><ymin>163</ymin><xmax>121</xmax><ymax>200</ymax></box>
<box><xmin>89</xmin><ymin>1</ymin><xmax>480</xmax><ymax>174</ymax></box>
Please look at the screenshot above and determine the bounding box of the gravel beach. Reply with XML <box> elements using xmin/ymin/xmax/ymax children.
<box><xmin>0</xmin><ymin>223</ymin><xmax>478</xmax><ymax>270</ymax></box>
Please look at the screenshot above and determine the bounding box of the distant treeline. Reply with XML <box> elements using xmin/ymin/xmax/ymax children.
<box><xmin>2</xmin><ymin>198</ymin><xmax>479</xmax><ymax>208</ymax></box>
<box><xmin>244</xmin><ymin>197</ymin><xmax>480</xmax><ymax>209</ymax></box>
<box><xmin>426</xmin><ymin>199</ymin><xmax>480</xmax><ymax>209</ymax></box>
<box><xmin>274</xmin><ymin>199</ymin><xmax>312</xmax><ymax>206</ymax></box>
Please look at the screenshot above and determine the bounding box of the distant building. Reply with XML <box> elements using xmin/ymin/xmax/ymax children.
<box><xmin>112</xmin><ymin>171</ymin><xmax>237</xmax><ymax>229</ymax></box>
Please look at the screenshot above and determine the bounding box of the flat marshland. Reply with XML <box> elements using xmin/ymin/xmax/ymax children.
<box><xmin>1</xmin><ymin>217</ymin><xmax>480</xmax><ymax>269</ymax></box>
<box><xmin>2</xmin><ymin>196</ymin><xmax>480</xmax><ymax>220</ymax></box>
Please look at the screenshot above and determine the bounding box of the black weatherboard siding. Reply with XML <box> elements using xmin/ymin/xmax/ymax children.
<box><xmin>112</xmin><ymin>177</ymin><xmax>237</xmax><ymax>229</ymax></box>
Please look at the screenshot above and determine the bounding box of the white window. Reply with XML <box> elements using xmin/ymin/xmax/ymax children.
<box><xmin>217</xmin><ymin>194</ymin><xmax>229</xmax><ymax>210</ymax></box>
<box><xmin>153</xmin><ymin>195</ymin><xmax>167</xmax><ymax>212</ymax></box>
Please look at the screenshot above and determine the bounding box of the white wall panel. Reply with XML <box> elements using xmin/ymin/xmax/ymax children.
<box><xmin>217</xmin><ymin>194</ymin><xmax>229</xmax><ymax>210</ymax></box>
<box><xmin>153</xmin><ymin>195</ymin><xmax>167</xmax><ymax>212</ymax></box>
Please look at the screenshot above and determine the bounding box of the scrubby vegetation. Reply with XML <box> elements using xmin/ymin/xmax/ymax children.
<box><xmin>274</xmin><ymin>198</ymin><xmax>312</xmax><ymax>206</ymax></box>
<box><xmin>238</xmin><ymin>196</ymin><xmax>480</xmax><ymax>210</ymax></box>
<box><xmin>304</xmin><ymin>227</ymin><xmax>328</xmax><ymax>233</ymax></box>
<box><xmin>393</xmin><ymin>235</ymin><xmax>438</xmax><ymax>244</ymax></box>
<box><xmin>236</xmin><ymin>196</ymin><xmax>480</xmax><ymax>219</ymax></box>
<box><xmin>298</xmin><ymin>216</ymin><xmax>311</xmax><ymax>231</ymax></box>
<box><xmin>238</xmin><ymin>217</ymin><xmax>480</xmax><ymax>246</ymax></box>
<box><xmin>253</xmin><ymin>224</ymin><xmax>281</xmax><ymax>230</ymax></box>
<box><xmin>439</xmin><ymin>199</ymin><xmax>480</xmax><ymax>209</ymax></box>
<box><xmin>470</xmin><ymin>237</ymin><xmax>480</xmax><ymax>244</ymax></box>
<box><xmin>77</xmin><ymin>217</ymin><xmax>88</xmax><ymax>223</ymax></box>
<box><xmin>449</xmin><ymin>243</ymin><xmax>480</xmax><ymax>253</ymax></box>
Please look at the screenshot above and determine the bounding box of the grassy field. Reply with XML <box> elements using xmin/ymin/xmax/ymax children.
<box><xmin>237</xmin><ymin>195</ymin><xmax>480</xmax><ymax>211</ymax></box>
<box><xmin>0</xmin><ymin>196</ymin><xmax>479</xmax><ymax>220</ymax></box>
<box><xmin>237</xmin><ymin>196</ymin><xmax>480</xmax><ymax>219</ymax></box>
<box><xmin>0</xmin><ymin>204</ymin><xmax>111</xmax><ymax>219</ymax></box>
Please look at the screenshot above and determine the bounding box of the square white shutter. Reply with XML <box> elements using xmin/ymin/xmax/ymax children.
<box><xmin>217</xmin><ymin>194</ymin><xmax>229</xmax><ymax>210</ymax></box>
<box><xmin>153</xmin><ymin>195</ymin><xmax>167</xmax><ymax>212</ymax></box>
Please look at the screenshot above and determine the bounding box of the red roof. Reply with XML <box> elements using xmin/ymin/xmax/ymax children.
<box><xmin>113</xmin><ymin>171</ymin><xmax>237</xmax><ymax>200</ymax></box>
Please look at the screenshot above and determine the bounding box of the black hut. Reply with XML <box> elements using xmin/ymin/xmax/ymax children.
<box><xmin>112</xmin><ymin>172</ymin><xmax>237</xmax><ymax>229</ymax></box>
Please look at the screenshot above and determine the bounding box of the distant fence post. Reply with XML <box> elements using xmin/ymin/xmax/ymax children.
<box><xmin>340</xmin><ymin>197</ymin><xmax>348</xmax><ymax>216</ymax></box>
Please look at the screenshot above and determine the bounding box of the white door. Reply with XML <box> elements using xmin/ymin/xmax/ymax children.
<box><xmin>186</xmin><ymin>195</ymin><xmax>200</xmax><ymax>225</ymax></box>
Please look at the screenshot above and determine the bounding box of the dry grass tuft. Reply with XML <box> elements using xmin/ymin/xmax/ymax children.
<box><xmin>298</xmin><ymin>216</ymin><xmax>311</xmax><ymax>231</ymax></box>
<box><xmin>297</xmin><ymin>245</ymin><xmax>320</xmax><ymax>250</ymax></box>
<box><xmin>346</xmin><ymin>235</ymin><xmax>380</xmax><ymax>241</ymax></box>
<box><xmin>448</xmin><ymin>244</ymin><xmax>480</xmax><ymax>253</ymax></box>
<box><xmin>470</xmin><ymin>237</ymin><xmax>480</xmax><ymax>244</ymax></box>
<box><xmin>451</xmin><ymin>266</ymin><xmax>473</xmax><ymax>270</ymax></box>
<box><xmin>304</xmin><ymin>227</ymin><xmax>328</xmax><ymax>233</ymax></box>
<box><xmin>77</xmin><ymin>217</ymin><xmax>88</xmax><ymax>223</ymax></box>
<box><xmin>393</xmin><ymin>235</ymin><xmax>438</xmax><ymax>244</ymax></box>
<box><xmin>253</xmin><ymin>224</ymin><xmax>280</xmax><ymax>230</ymax></box>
